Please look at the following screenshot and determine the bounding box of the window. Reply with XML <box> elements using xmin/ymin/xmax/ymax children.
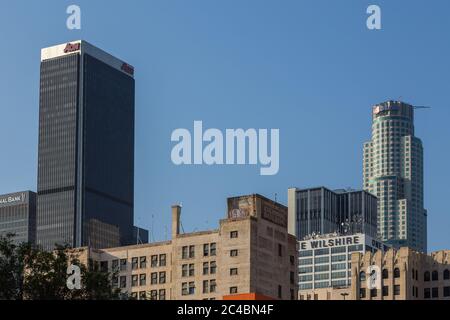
<box><xmin>432</xmin><ymin>287</ymin><xmax>439</xmax><ymax>298</ymax></box>
<box><xmin>119</xmin><ymin>276</ymin><xmax>126</xmax><ymax>288</ymax></box>
<box><xmin>290</xmin><ymin>255</ymin><xmax>295</xmax><ymax>266</ymax></box>
<box><xmin>370</xmin><ymin>289</ymin><xmax>377</xmax><ymax>298</ymax></box>
<box><xmin>140</xmin><ymin>274</ymin><xmax>146</xmax><ymax>286</ymax></box>
<box><xmin>230</xmin><ymin>231</ymin><xmax>238</xmax><ymax>238</ymax></box>
<box><xmin>159</xmin><ymin>289</ymin><xmax>166</xmax><ymax>300</ymax></box>
<box><xmin>230</xmin><ymin>287</ymin><xmax>238</xmax><ymax>294</ymax></box>
<box><xmin>112</xmin><ymin>276</ymin><xmax>118</xmax><ymax>288</ymax></box>
<box><xmin>230</xmin><ymin>249</ymin><xmax>238</xmax><ymax>257</ymax></box>
<box><xmin>290</xmin><ymin>289</ymin><xmax>295</xmax><ymax>300</ymax></box>
<box><xmin>130</xmin><ymin>292</ymin><xmax>137</xmax><ymax>300</ymax></box>
<box><xmin>444</xmin><ymin>269</ymin><xmax>450</xmax><ymax>280</ymax></box>
<box><xmin>210</xmin><ymin>261</ymin><xmax>217</xmax><ymax>274</ymax></box>
<box><xmin>189</xmin><ymin>245</ymin><xmax>195</xmax><ymax>258</ymax></box>
<box><xmin>131</xmin><ymin>257</ymin><xmax>138</xmax><ymax>270</ymax></box>
<box><xmin>182</xmin><ymin>283</ymin><xmax>188</xmax><ymax>296</ymax></box>
<box><xmin>182</xmin><ymin>264</ymin><xmax>188</xmax><ymax>277</ymax></box>
<box><xmin>159</xmin><ymin>271</ymin><xmax>166</xmax><ymax>284</ymax></box>
<box><xmin>160</xmin><ymin>254</ymin><xmax>166</xmax><ymax>267</ymax></box>
<box><xmin>230</xmin><ymin>268</ymin><xmax>238</xmax><ymax>276</ymax></box>
<box><xmin>139</xmin><ymin>256</ymin><xmax>146</xmax><ymax>269</ymax></box>
<box><xmin>424</xmin><ymin>288</ymin><xmax>431</xmax><ymax>299</ymax></box>
<box><xmin>203</xmin><ymin>262</ymin><xmax>209</xmax><ymax>275</ymax></box>
<box><xmin>189</xmin><ymin>264</ymin><xmax>195</xmax><ymax>277</ymax></box>
<box><xmin>424</xmin><ymin>271</ymin><xmax>430</xmax><ymax>282</ymax></box>
<box><xmin>360</xmin><ymin>271</ymin><xmax>366</xmax><ymax>282</ymax></box>
<box><xmin>151</xmin><ymin>272</ymin><xmax>158</xmax><ymax>285</ymax></box>
<box><xmin>210</xmin><ymin>243</ymin><xmax>216</xmax><ymax>256</ymax></box>
<box><xmin>432</xmin><ymin>270</ymin><xmax>438</xmax><ymax>281</ymax></box>
<box><xmin>182</xmin><ymin>246</ymin><xmax>188</xmax><ymax>259</ymax></box>
<box><xmin>444</xmin><ymin>287</ymin><xmax>450</xmax><ymax>297</ymax></box>
<box><xmin>210</xmin><ymin>279</ymin><xmax>216</xmax><ymax>293</ymax></box>
<box><xmin>382</xmin><ymin>269</ymin><xmax>389</xmax><ymax>279</ymax></box>
<box><xmin>202</xmin><ymin>280</ymin><xmax>209</xmax><ymax>294</ymax></box>
<box><xmin>290</xmin><ymin>272</ymin><xmax>295</xmax><ymax>284</ymax></box>
<box><xmin>278</xmin><ymin>244</ymin><xmax>283</xmax><ymax>257</ymax></box>
<box><xmin>120</xmin><ymin>259</ymin><xmax>127</xmax><ymax>271</ymax></box>
<box><xmin>394</xmin><ymin>268</ymin><xmax>400</xmax><ymax>278</ymax></box>
<box><xmin>360</xmin><ymin>288</ymin><xmax>366</xmax><ymax>298</ymax></box>
<box><xmin>394</xmin><ymin>285</ymin><xmax>400</xmax><ymax>296</ymax></box>
<box><xmin>151</xmin><ymin>255</ymin><xmax>158</xmax><ymax>267</ymax></box>
<box><xmin>131</xmin><ymin>275</ymin><xmax>138</xmax><ymax>287</ymax></box>
<box><xmin>278</xmin><ymin>285</ymin><xmax>282</xmax><ymax>299</ymax></box>
<box><xmin>139</xmin><ymin>291</ymin><xmax>147</xmax><ymax>300</ymax></box>
<box><xmin>150</xmin><ymin>290</ymin><xmax>157</xmax><ymax>300</ymax></box>
<box><xmin>112</xmin><ymin>259</ymin><xmax>119</xmax><ymax>272</ymax></box>
<box><xmin>189</xmin><ymin>282</ymin><xmax>195</xmax><ymax>295</ymax></box>
<box><xmin>100</xmin><ymin>261</ymin><xmax>108</xmax><ymax>272</ymax></box>
<box><xmin>203</xmin><ymin>244</ymin><xmax>209</xmax><ymax>257</ymax></box>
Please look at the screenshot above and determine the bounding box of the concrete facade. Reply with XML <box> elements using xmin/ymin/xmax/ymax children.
<box><xmin>77</xmin><ymin>194</ymin><xmax>298</xmax><ymax>300</ymax></box>
<box><xmin>351</xmin><ymin>247</ymin><xmax>450</xmax><ymax>300</ymax></box>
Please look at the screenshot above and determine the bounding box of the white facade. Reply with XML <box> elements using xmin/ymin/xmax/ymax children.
<box><xmin>298</xmin><ymin>233</ymin><xmax>389</xmax><ymax>290</ymax></box>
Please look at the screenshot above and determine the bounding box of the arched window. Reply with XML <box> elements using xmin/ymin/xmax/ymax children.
<box><xmin>394</xmin><ymin>268</ymin><xmax>400</xmax><ymax>278</ymax></box>
<box><xmin>444</xmin><ymin>269</ymin><xmax>450</xmax><ymax>280</ymax></box>
<box><xmin>432</xmin><ymin>270</ymin><xmax>438</xmax><ymax>281</ymax></box>
<box><xmin>360</xmin><ymin>271</ymin><xmax>366</xmax><ymax>282</ymax></box>
<box><xmin>382</xmin><ymin>269</ymin><xmax>389</xmax><ymax>279</ymax></box>
<box><xmin>424</xmin><ymin>271</ymin><xmax>430</xmax><ymax>282</ymax></box>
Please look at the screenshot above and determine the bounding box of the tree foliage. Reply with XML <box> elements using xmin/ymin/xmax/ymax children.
<box><xmin>0</xmin><ymin>234</ymin><xmax>122</xmax><ymax>300</ymax></box>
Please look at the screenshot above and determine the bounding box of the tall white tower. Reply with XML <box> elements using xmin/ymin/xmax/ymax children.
<box><xmin>363</xmin><ymin>101</ymin><xmax>427</xmax><ymax>252</ymax></box>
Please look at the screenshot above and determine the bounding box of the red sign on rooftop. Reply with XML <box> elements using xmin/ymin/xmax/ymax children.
<box><xmin>64</xmin><ymin>43</ymin><xmax>80</xmax><ymax>53</ymax></box>
<box><xmin>121</xmin><ymin>63</ymin><xmax>134</xmax><ymax>76</ymax></box>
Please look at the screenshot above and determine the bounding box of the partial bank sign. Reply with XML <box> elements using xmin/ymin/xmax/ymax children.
<box><xmin>0</xmin><ymin>193</ymin><xmax>26</xmax><ymax>207</ymax></box>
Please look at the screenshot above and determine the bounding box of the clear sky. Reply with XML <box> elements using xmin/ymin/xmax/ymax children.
<box><xmin>0</xmin><ymin>0</ymin><xmax>449</xmax><ymax>251</ymax></box>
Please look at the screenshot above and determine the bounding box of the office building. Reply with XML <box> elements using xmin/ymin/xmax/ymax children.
<box><xmin>36</xmin><ymin>41</ymin><xmax>135</xmax><ymax>250</ymax></box>
<box><xmin>363</xmin><ymin>100</ymin><xmax>427</xmax><ymax>252</ymax></box>
<box><xmin>74</xmin><ymin>194</ymin><xmax>298</xmax><ymax>300</ymax></box>
<box><xmin>296</xmin><ymin>233</ymin><xmax>389</xmax><ymax>293</ymax></box>
<box><xmin>0</xmin><ymin>191</ymin><xmax>36</xmax><ymax>245</ymax></box>
<box><xmin>288</xmin><ymin>187</ymin><xmax>378</xmax><ymax>240</ymax></box>
<box><xmin>351</xmin><ymin>247</ymin><xmax>450</xmax><ymax>300</ymax></box>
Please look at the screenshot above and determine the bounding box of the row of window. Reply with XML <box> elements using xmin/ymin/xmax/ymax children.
<box><xmin>360</xmin><ymin>285</ymin><xmax>401</xmax><ymax>298</ymax></box>
<box><xmin>114</xmin><ymin>272</ymin><xmax>167</xmax><ymax>288</ymax></box>
<box><xmin>131</xmin><ymin>289</ymin><xmax>166</xmax><ymax>300</ymax></box>
<box><xmin>104</xmin><ymin>254</ymin><xmax>167</xmax><ymax>272</ymax></box>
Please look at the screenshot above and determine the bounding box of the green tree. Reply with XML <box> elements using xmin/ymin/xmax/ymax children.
<box><xmin>0</xmin><ymin>234</ymin><xmax>122</xmax><ymax>300</ymax></box>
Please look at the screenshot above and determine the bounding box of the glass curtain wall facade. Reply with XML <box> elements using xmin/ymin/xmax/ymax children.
<box><xmin>37</xmin><ymin>41</ymin><xmax>135</xmax><ymax>251</ymax></box>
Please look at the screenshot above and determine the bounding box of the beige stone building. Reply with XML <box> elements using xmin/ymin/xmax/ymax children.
<box><xmin>351</xmin><ymin>247</ymin><xmax>450</xmax><ymax>300</ymax></box>
<box><xmin>78</xmin><ymin>194</ymin><xmax>298</xmax><ymax>300</ymax></box>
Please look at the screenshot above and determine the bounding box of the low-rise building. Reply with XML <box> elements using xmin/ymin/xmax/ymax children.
<box><xmin>78</xmin><ymin>194</ymin><xmax>298</xmax><ymax>300</ymax></box>
<box><xmin>351</xmin><ymin>247</ymin><xmax>450</xmax><ymax>300</ymax></box>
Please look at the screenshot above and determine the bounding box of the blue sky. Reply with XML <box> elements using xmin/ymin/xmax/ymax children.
<box><xmin>0</xmin><ymin>0</ymin><xmax>449</xmax><ymax>251</ymax></box>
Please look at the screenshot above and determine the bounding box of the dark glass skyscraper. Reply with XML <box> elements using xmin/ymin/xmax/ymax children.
<box><xmin>288</xmin><ymin>187</ymin><xmax>378</xmax><ymax>240</ymax></box>
<box><xmin>37</xmin><ymin>40</ymin><xmax>135</xmax><ymax>250</ymax></box>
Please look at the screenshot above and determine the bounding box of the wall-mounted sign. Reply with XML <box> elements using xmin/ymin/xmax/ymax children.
<box><xmin>63</xmin><ymin>43</ymin><xmax>80</xmax><ymax>53</ymax></box>
<box><xmin>0</xmin><ymin>193</ymin><xmax>26</xmax><ymax>207</ymax></box>
<box><xmin>260</xmin><ymin>199</ymin><xmax>287</xmax><ymax>228</ymax></box>
<box><xmin>121</xmin><ymin>63</ymin><xmax>134</xmax><ymax>76</ymax></box>
<box><xmin>227</xmin><ymin>196</ymin><xmax>255</xmax><ymax>219</ymax></box>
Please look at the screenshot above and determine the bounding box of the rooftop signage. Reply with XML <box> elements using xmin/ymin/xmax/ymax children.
<box><xmin>63</xmin><ymin>42</ymin><xmax>80</xmax><ymax>54</ymax></box>
<box><xmin>0</xmin><ymin>192</ymin><xmax>27</xmax><ymax>208</ymax></box>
